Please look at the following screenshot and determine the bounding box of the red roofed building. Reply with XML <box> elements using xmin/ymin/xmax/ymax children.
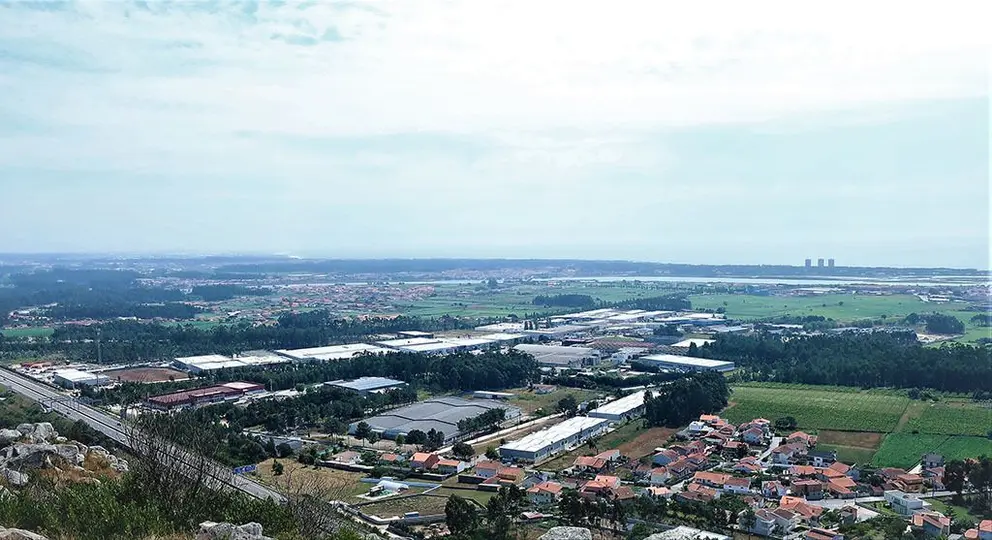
<box><xmin>911</xmin><ymin>511</ymin><xmax>951</xmax><ymax>537</ymax></box>
<box><xmin>573</xmin><ymin>455</ymin><xmax>608</xmax><ymax>472</ymax></box>
<box><xmin>787</xmin><ymin>431</ymin><xmax>818</xmax><ymax>447</ymax></box>
<box><xmin>693</xmin><ymin>471</ymin><xmax>730</xmax><ymax>488</ymax></box>
<box><xmin>806</xmin><ymin>528</ymin><xmax>843</xmax><ymax>540</ymax></box>
<box><xmin>411</xmin><ymin>452</ymin><xmax>440</xmax><ymax>470</ymax></box>
<box><xmin>963</xmin><ymin>519</ymin><xmax>992</xmax><ymax>539</ymax></box>
<box><xmin>527</xmin><ymin>481</ymin><xmax>564</xmax><ymax>506</ymax></box>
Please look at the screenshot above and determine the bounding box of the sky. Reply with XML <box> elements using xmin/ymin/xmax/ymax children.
<box><xmin>0</xmin><ymin>0</ymin><xmax>989</xmax><ymax>268</ymax></box>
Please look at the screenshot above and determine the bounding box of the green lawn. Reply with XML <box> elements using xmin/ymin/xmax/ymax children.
<box><xmin>723</xmin><ymin>384</ymin><xmax>909</xmax><ymax>433</ymax></box>
<box><xmin>0</xmin><ymin>326</ymin><xmax>54</xmax><ymax>338</ymax></box>
<box><xmin>871</xmin><ymin>433</ymin><xmax>992</xmax><ymax>468</ymax></box>
<box><xmin>504</xmin><ymin>387</ymin><xmax>604</xmax><ymax>415</ymax></box>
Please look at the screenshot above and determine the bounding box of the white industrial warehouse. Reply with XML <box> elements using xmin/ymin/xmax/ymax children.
<box><xmin>513</xmin><ymin>344</ymin><xmax>601</xmax><ymax>368</ymax></box>
<box><xmin>53</xmin><ymin>368</ymin><xmax>110</xmax><ymax>389</ymax></box>
<box><xmin>498</xmin><ymin>416</ymin><xmax>610</xmax><ymax>463</ymax></box>
<box><xmin>588</xmin><ymin>390</ymin><xmax>648</xmax><ymax>422</ymax></box>
<box><xmin>275</xmin><ymin>343</ymin><xmax>392</xmax><ymax>362</ymax></box>
<box><xmin>173</xmin><ymin>353</ymin><xmax>287</xmax><ymax>373</ymax></box>
<box><xmin>637</xmin><ymin>354</ymin><xmax>736</xmax><ymax>372</ymax></box>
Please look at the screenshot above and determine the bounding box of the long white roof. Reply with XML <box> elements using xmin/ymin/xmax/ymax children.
<box><xmin>589</xmin><ymin>390</ymin><xmax>647</xmax><ymax>416</ymax></box>
<box><xmin>499</xmin><ymin>416</ymin><xmax>608</xmax><ymax>453</ymax></box>
<box><xmin>640</xmin><ymin>354</ymin><xmax>733</xmax><ymax>368</ymax></box>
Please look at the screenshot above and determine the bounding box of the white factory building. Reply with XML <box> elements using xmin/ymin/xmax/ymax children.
<box><xmin>275</xmin><ymin>343</ymin><xmax>392</xmax><ymax>362</ymax></box>
<box><xmin>588</xmin><ymin>390</ymin><xmax>648</xmax><ymax>422</ymax></box>
<box><xmin>498</xmin><ymin>416</ymin><xmax>610</xmax><ymax>463</ymax></box>
<box><xmin>513</xmin><ymin>344</ymin><xmax>602</xmax><ymax>369</ymax></box>
<box><xmin>53</xmin><ymin>368</ymin><xmax>111</xmax><ymax>389</ymax></box>
<box><xmin>173</xmin><ymin>353</ymin><xmax>287</xmax><ymax>373</ymax></box>
<box><xmin>636</xmin><ymin>354</ymin><xmax>736</xmax><ymax>372</ymax></box>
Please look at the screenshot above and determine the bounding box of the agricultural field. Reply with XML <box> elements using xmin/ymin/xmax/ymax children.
<box><xmin>872</xmin><ymin>434</ymin><xmax>992</xmax><ymax>468</ymax></box>
<box><xmin>723</xmin><ymin>384</ymin><xmax>909</xmax><ymax>433</ymax></box>
<box><xmin>815</xmin><ymin>431</ymin><xmax>885</xmax><ymax>466</ymax></box>
<box><xmin>103</xmin><ymin>366</ymin><xmax>191</xmax><ymax>383</ymax></box>
<box><xmin>689</xmin><ymin>292</ymin><xmax>987</xmax><ymax>343</ymax></box>
<box><xmin>902</xmin><ymin>400</ymin><xmax>992</xmax><ymax>437</ymax></box>
<box><xmin>395</xmin><ymin>282</ymin><xmax>668</xmax><ymax>318</ymax></box>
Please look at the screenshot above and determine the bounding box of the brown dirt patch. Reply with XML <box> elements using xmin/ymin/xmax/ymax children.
<box><xmin>616</xmin><ymin>427</ymin><xmax>678</xmax><ymax>459</ymax></box>
<box><xmin>104</xmin><ymin>367</ymin><xmax>190</xmax><ymax>383</ymax></box>
<box><xmin>817</xmin><ymin>430</ymin><xmax>885</xmax><ymax>449</ymax></box>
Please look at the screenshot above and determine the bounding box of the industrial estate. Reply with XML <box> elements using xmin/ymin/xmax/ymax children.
<box><xmin>0</xmin><ymin>257</ymin><xmax>989</xmax><ymax>540</ymax></box>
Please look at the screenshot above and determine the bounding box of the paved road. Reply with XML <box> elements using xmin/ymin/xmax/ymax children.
<box><xmin>758</xmin><ymin>436</ymin><xmax>783</xmax><ymax>463</ymax></box>
<box><xmin>0</xmin><ymin>367</ymin><xmax>284</xmax><ymax>503</ymax></box>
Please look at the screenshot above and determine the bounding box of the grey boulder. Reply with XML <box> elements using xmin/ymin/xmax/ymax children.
<box><xmin>539</xmin><ymin>527</ymin><xmax>592</xmax><ymax>540</ymax></box>
<box><xmin>196</xmin><ymin>522</ymin><xmax>273</xmax><ymax>540</ymax></box>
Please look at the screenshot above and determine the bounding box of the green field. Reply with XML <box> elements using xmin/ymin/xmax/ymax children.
<box><xmin>395</xmin><ymin>283</ymin><xmax>669</xmax><ymax>318</ymax></box>
<box><xmin>872</xmin><ymin>434</ymin><xmax>992</xmax><ymax>468</ymax></box>
<box><xmin>723</xmin><ymin>385</ymin><xmax>909</xmax><ymax>433</ymax></box>
<box><xmin>0</xmin><ymin>327</ymin><xmax>55</xmax><ymax>338</ymax></box>
<box><xmin>815</xmin><ymin>444</ymin><xmax>879</xmax><ymax>466</ymax></box>
<box><xmin>690</xmin><ymin>293</ymin><xmax>986</xmax><ymax>343</ymax></box>
<box><xmin>903</xmin><ymin>401</ymin><xmax>992</xmax><ymax>437</ymax></box>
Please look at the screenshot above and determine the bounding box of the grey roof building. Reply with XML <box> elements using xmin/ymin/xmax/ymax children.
<box><xmin>351</xmin><ymin>397</ymin><xmax>521</xmax><ymax>443</ymax></box>
<box><xmin>326</xmin><ymin>376</ymin><xmax>407</xmax><ymax>395</ymax></box>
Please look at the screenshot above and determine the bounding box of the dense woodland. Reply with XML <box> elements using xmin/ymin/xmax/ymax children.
<box><xmin>643</xmin><ymin>372</ymin><xmax>731</xmax><ymax>427</ymax></box>
<box><xmin>703</xmin><ymin>332</ymin><xmax>992</xmax><ymax>393</ymax></box>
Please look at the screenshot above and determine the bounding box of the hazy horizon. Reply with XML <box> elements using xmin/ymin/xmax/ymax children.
<box><xmin>1</xmin><ymin>1</ymin><xmax>988</xmax><ymax>268</ymax></box>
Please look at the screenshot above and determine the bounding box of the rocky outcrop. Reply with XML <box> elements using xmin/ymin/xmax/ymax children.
<box><xmin>0</xmin><ymin>423</ymin><xmax>128</xmax><ymax>486</ymax></box>
<box><xmin>196</xmin><ymin>522</ymin><xmax>274</xmax><ymax>540</ymax></box>
<box><xmin>538</xmin><ymin>527</ymin><xmax>592</xmax><ymax>540</ymax></box>
<box><xmin>0</xmin><ymin>527</ymin><xmax>49</xmax><ymax>540</ymax></box>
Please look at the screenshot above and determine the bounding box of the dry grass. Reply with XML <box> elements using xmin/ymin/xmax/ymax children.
<box><xmin>254</xmin><ymin>458</ymin><xmax>369</xmax><ymax>501</ymax></box>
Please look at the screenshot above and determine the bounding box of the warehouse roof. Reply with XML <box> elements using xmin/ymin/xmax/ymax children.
<box><xmin>589</xmin><ymin>391</ymin><xmax>647</xmax><ymax>417</ymax></box>
<box><xmin>400</xmin><ymin>342</ymin><xmax>457</xmax><ymax>353</ymax></box>
<box><xmin>276</xmin><ymin>343</ymin><xmax>390</xmax><ymax>361</ymax></box>
<box><xmin>327</xmin><ymin>377</ymin><xmax>406</xmax><ymax>392</ymax></box>
<box><xmin>499</xmin><ymin>416</ymin><xmax>609</xmax><ymax>453</ymax></box>
<box><xmin>671</xmin><ymin>338</ymin><xmax>716</xmax><ymax>349</ymax></box>
<box><xmin>639</xmin><ymin>354</ymin><xmax>734</xmax><ymax>369</ymax></box>
<box><xmin>53</xmin><ymin>368</ymin><xmax>105</xmax><ymax>382</ymax></box>
<box><xmin>358</xmin><ymin>397</ymin><xmax>520</xmax><ymax>438</ymax></box>
<box><xmin>377</xmin><ymin>337</ymin><xmax>442</xmax><ymax>348</ymax></box>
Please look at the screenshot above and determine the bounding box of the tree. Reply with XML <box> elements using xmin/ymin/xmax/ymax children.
<box><xmin>425</xmin><ymin>429</ymin><xmax>445</xmax><ymax>451</ymax></box>
<box><xmin>775</xmin><ymin>416</ymin><xmax>798</xmax><ymax>431</ymax></box>
<box><xmin>353</xmin><ymin>422</ymin><xmax>372</xmax><ymax>445</ymax></box>
<box><xmin>445</xmin><ymin>495</ymin><xmax>480</xmax><ymax>536</ymax></box>
<box><xmin>276</xmin><ymin>442</ymin><xmax>294</xmax><ymax>458</ymax></box>
<box><xmin>945</xmin><ymin>459</ymin><xmax>968</xmax><ymax>495</ymax></box>
<box><xmin>366</xmin><ymin>432</ymin><xmax>381</xmax><ymax>447</ymax></box>
<box><xmin>453</xmin><ymin>442</ymin><xmax>474</xmax><ymax>460</ymax></box>
<box><xmin>556</xmin><ymin>395</ymin><xmax>578</xmax><ymax>417</ymax></box>
<box><xmin>559</xmin><ymin>489</ymin><xmax>586</xmax><ymax>526</ymax></box>
<box><xmin>406</xmin><ymin>429</ymin><xmax>427</xmax><ymax>445</ymax></box>
<box><xmin>394</xmin><ymin>434</ymin><xmax>406</xmax><ymax>448</ymax></box>
<box><xmin>740</xmin><ymin>508</ymin><xmax>757</xmax><ymax>531</ymax></box>
<box><xmin>272</xmin><ymin>460</ymin><xmax>284</xmax><ymax>476</ymax></box>
<box><xmin>485</xmin><ymin>446</ymin><xmax>500</xmax><ymax>460</ymax></box>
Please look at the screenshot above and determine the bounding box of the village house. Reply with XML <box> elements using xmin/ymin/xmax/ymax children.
<box><xmin>922</xmin><ymin>453</ymin><xmax>944</xmax><ymax>469</ymax></box>
<box><xmin>911</xmin><ymin>511</ymin><xmax>951</xmax><ymax>537</ymax></box>
<box><xmin>721</xmin><ymin>441</ymin><xmax>748</xmax><ymax>458</ymax></box>
<box><xmin>762</xmin><ymin>481</ymin><xmax>788</xmax><ymax>498</ymax></box>
<box><xmin>331</xmin><ymin>450</ymin><xmax>361</xmax><ymax>464</ymax></box>
<box><xmin>436</xmin><ymin>458</ymin><xmax>468</xmax><ymax>475</ymax></box>
<box><xmin>646</xmin><ymin>486</ymin><xmax>672</xmax><ymax>499</ymax></box>
<box><xmin>809</xmin><ymin>450</ymin><xmax>838</xmax><ymax>467</ymax></box>
<box><xmin>652</xmin><ymin>449</ymin><xmax>680</xmax><ymax>466</ymax></box>
<box><xmin>746</xmin><ymin>509</ymin><xmax>778</xmax><ymax>536</ymax></box>
<box><xmin>791</xmin><ymin>465</ymin><xmax>817</xmax><ymax>478</ymax></box>
<box><xmin>684</xmin><ymin>482</ymin><xmax>721</xmax><ymax>502</ymax></box>
<box><xmin>379</xmin><ymin>453</ymin><xmax>403</xmax><ymax>465</ymax></box>
<box><xmin>474</xmin><ymin>460</ymin><xmax>501</xmax><ymax>478</ymax></box>
<box><xmin>792</xmin><ymin>479</ymin><xmax>825</xmax><ymax>500</ymax></box>
<box><xmin>649</xmin><ymin>467</ymin><xmax>671</xmax><ymax>486</ymax></box>
<box><xmin>806</xmin><ymin>528</ymin><xmax>844</xmax><ymax>540</ymax></box>
<box><xmin>827</xmin><ymin>478</ymin><xmax>857</xmax><ymax>499</ymax></box>
<box><xmin>884</xmin><ymin>490</ymin><xmax>926</xmax><ymax>516</ymax></box>
<box><xmin>595</xmin><ymin>449</ymin><xmax>621</xmax><ymax>462</ymax></box>
<box><xmin>788</xmin><ymin>431</ymin><xmax>818</xmax><ymax>447</ymax></box>
<box><xmin>922</xmin><ymin>467</ymin><xmax>945</xmax><ymax>490</ymax></box>
<box><xmin>686</xmin><ymin>452</ymin><xmax>710</xmax><ymax>469</ymax></box>
<box><xmin>963</xmin><ymin>519</ymin><xmax>992</xmax><ymax>539</ymax></box>
<box><xmin>667</xmin><ymin>458</ymin><xmax>695</xmax><ymax>479</ymax></box>
<box><xmin>573</xmin><ymin>455</ymin><xmax>609</xmax><ymax>473</ymax></box>
<box><xmin>742</xmin><ymin>427</ymin><xmax>766</xmax><ymax>445</ymax></box>
<box><xmin>780</xmin><ymin>496</ymin><xmax>825</xmax><ymax>523</ymax></box>
<box><xmin>411</xmin><ymin>452</ymin><xmax>440</xmax><ymax>470</ymax></box>
<box><xmin>527</xmin><ymin>481</ymin><xmax>564</xmax><ymax>506</ymax></box>
<box><xmin>693</xmin><ymin>471</ymin><xmax>730</xmax><ymax>489</ymax></box>
<box><xmin>699</xmin><ymin>414</ymin><xmax>722</xmax><ymax>425</ymax></box>
<box><xmin>895</xmin><ymin>473</ymin><xmax>925</xmax><ymax>493</ymax></box>
<box><xmin>769</xmin><ymin>508</ymin><xmax>801</xmax><ymax>534</ymax></box>
<box><xmin>481</xmin><ymin>466</ymin><xmax>526</xmax><ymax>490</ymax></box>
<box><xmin>840</xmin><ymin>506</ymin><xmax>858</xmax><ymax>525</ymax></box>
<box><xmin>688</xmin><ymin>421</ymin><xmax>710</xmax><ymax>436</ymax></box>
<box><xmin>733</xmin><ymin>457</ymin><xmax>763</xmax><ymax>475</ymax></box>
<box><xmin>723</xmin><ymin>476</ymin><xmax>753</xmax><ymax>495</ymax></box>
<box><xmin>772</xmin><ymin>443</ymin><xmax>807</xmax><ymax>465</ymax></box>
<box><xmin>579</xmin><ymin>475</ymin><xmax>621</xmax><ymax>499</ymax></box>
